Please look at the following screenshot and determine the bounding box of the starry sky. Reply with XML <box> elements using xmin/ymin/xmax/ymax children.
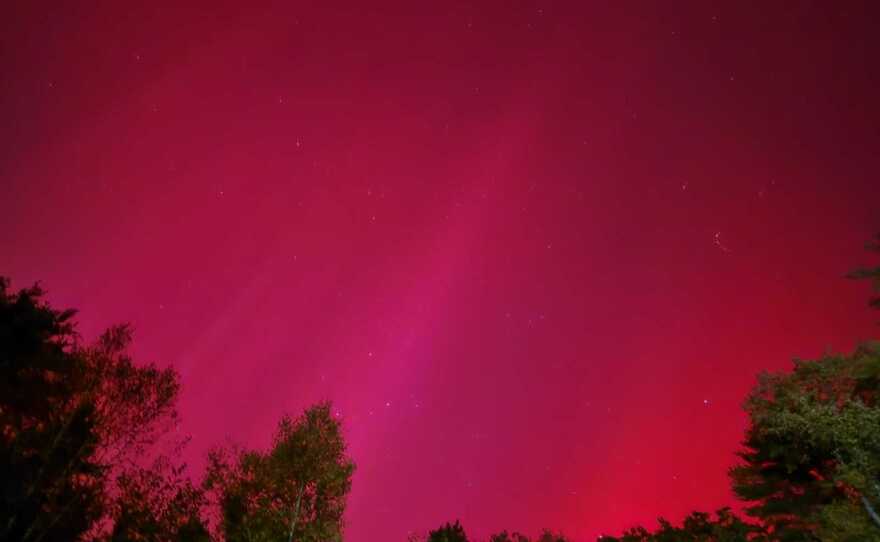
<box><xmin>2</xmin><ymin>2</ymin><xmax>879</xmax><ymax>540</ymax></box>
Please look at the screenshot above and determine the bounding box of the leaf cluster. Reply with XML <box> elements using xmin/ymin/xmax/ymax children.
<box><xmin>204</xmin><ymin>402</ymin><xmax>355</xmax><ymax>542</ymax></box>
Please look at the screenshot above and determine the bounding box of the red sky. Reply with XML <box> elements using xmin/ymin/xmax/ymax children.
<box><xmin>2</xmin><ymin>2</ymin><xmax>879</xmax><ymax>540</ymax></box>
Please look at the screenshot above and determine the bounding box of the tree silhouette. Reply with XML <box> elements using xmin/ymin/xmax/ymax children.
<box><xmin>1</xmin><ymin>278</ymin><xmax>104</xmax><ymax>541</ymax></box>
<box><xmin>489</xmin><ymin>531</ymin><xmax>531</xmax><ymax>542</ymax></box>
<box><xmin>109</xmin><ymin>454</ymin><xmax>209</xmax><ymax>541</ymax></box>
<box><xmin>85</xmin><ymin>324</ymin><xmax>207</xmax><ymax>539</ymax></box>
<box><xmin>420</xmin><ymin>524</ymin><xmax>571</xmax><ymax>542</ymax></box>
<box><xmin>427</xmin><ymin>521</ymin><xmax>468</xmax><ymax>542</ymax></box>
<box><xmin>600</xmin><ymin>508</ymin><xmax>766</xmax><ymax>541</ymax></box>
<box><xmin>538</xmin><ymin>531</ymin><xmax>571</xmax><ymax>542</ymax></box>
<box><xmin>0</xmin><ymin>278</ymin><xmax>205</xmax><ymax>540</ymax></box>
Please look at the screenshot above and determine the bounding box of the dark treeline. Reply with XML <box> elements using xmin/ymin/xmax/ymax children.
<box><xmin>2</xmin><ymin>236</ymin><xmax>879</xmax><ymax>541</ymax></box>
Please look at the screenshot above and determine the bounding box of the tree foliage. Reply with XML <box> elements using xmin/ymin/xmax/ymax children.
<box><xmin>427</xmin><ymin>521</ymin><xmax>468</xmax><ymax>542</ymax></box>
<box><xmin>0</xmin><ymin>278</ymin><xmax>204</xmax><ymax>541</ymax></box>
<box><xmin>730</xmin><ymin>345</ymin><xmax>880</xmax><ymax>540</ymax></box>
<box><xmin>0</xmin><ymin>278</ymin><xmax>104</xmax><ymax>541</ymax></box>
<box><xmin>600</xmin><ymin>508</ymin><xmax>766</xmax><ymax>541</ymax></box>
<box><xmin>534</xmin><ymin>530</ymin><xmax>570</xmax><ymax>542</ymax></box>
<box><xmin>489</xmin><ymin>530</ymin><xmax>531</xmax><ymax>542</ymax></box>
<box><xmin>420</xmin><ymin>523</ymin><xmax>569</xmax><ymax>542</ymax></box>
<box><xmin>109</xmin><ymin>454</ymin><xmax>209</xmax><ymax>542</ymax></box>
<box><xmin>204</xmin><ymin>402</ymin><xmax>355</xmax><ymax>542</ymax></box>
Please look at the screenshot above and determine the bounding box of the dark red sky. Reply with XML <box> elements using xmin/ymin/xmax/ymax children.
<box><xmin>2</xmin><ymin>2</ymin><xmax>879</xmax><ymax>540</ymax></box>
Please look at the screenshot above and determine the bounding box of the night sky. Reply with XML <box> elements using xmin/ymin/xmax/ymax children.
<box><xmin>2</xmin><ymin>2</ymin><xmax>879</xmax><ymax>540</ymax></box>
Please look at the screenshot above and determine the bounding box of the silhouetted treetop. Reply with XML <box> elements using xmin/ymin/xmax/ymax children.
<box><xmin>428</xmin><ymin>521</ymin><xmax>469</xmax><ymax>542</ymax></box>
<box><xmin>0</xmin><ymin>278</ymin><xmax>205</xmax><ymax>541</ymax></box>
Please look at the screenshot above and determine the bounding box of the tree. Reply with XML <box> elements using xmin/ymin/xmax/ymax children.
<box><xmin>205</xmin><ymin>402</ymin><xmax>355</xmax><ymax>542</ymax></box>
<box><xmin>490</xmin><ymin>531</ymin><xmax>531</xmax><ymax>542</ymax></box>
<box><xmin>79</xmin><ymin>324</ymin><xmax>182</xmax><ymax>480</ymax></box>
<box><xmin>85</xmin><ymin>324</ymin><xmax>207</xmax><ymax>540</ymax></box>
<box><xmin>109</xmin><ymin>454</ymin><xmax>209</xmax><ymax>542</ymax></box>
<box><xmin>427</xmin><ymin>521</ymin><xmax>468</xmax><ymax>542</ymax></box>
<box><xmin>728</xmin><ymin>238</ymin><xmax>880</xmax><ymax>541</ymax></box>
<box><xmin>600</xmin><ymin>508</ymin><xmax>766</xmax><ymax>541</ymax></box>
<box><xmin>0</xmin><ymin>278</ymin><xmax>105</xmax><ymax>541</ymax></box>
<box><xmin>535</xmin><ymin>530</ymin><xmax>571</xmax><ymax>542</ymax></box>
<box><xmin>487</xmin><ymin>530</ymin><xmax>570</xmax><ymax>542</ymax></box>
<box><xmin>730</xmin><ymin>345</ymin><xmax>880</xmax><ymax>540</ymax></box>
<box><xmin>0</xmin><ymin>278</ymin><xmax>202</xmax><ymax>541</ymax></box>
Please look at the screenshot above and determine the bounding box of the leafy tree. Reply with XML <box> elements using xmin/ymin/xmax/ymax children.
<box><xmin>730</xmin><ymin>345</ymin><xmax>880</xmax><ymax>540</ymax></box>
<box><xmin>109</xmin><ymin>454</ymin><xmax>209</xmax><ymax>542</ymax></box>
<box><xmin>205</xmin><ymin>402</ymin><xmax>355</xmax><ymax>542</ymax></box>
<box><xmin>79</xmin><ymin>324</ymin><xmax>182</xmax><ymax>479</ymax></box>
<box><xmin>0</xmin><ymin>278</ymin><xmax>202</xmax><ymax>541</ymax></box>
<box><xmin>728</xmin><ymin>238</ymin><xmax>880</xmax><ymax>540</ymax></box>
<box><xmin>600</xmin><ymin>508</ymin><xmax>766</xmax><ymax>541</ymax></box>
<box><xmin>86</xmin><ymin>325</ymin><xmax>205</xmax><ymax>540</ymax></box>
<box><xmin>427</xmin><ymin>521</ymin><xmax>468</xmax><ymax>542</ymax></box>
<box><xmin>813</xmin><ymin>498</ymin><xmax>880</xmax><ymax>542</ymax></box>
